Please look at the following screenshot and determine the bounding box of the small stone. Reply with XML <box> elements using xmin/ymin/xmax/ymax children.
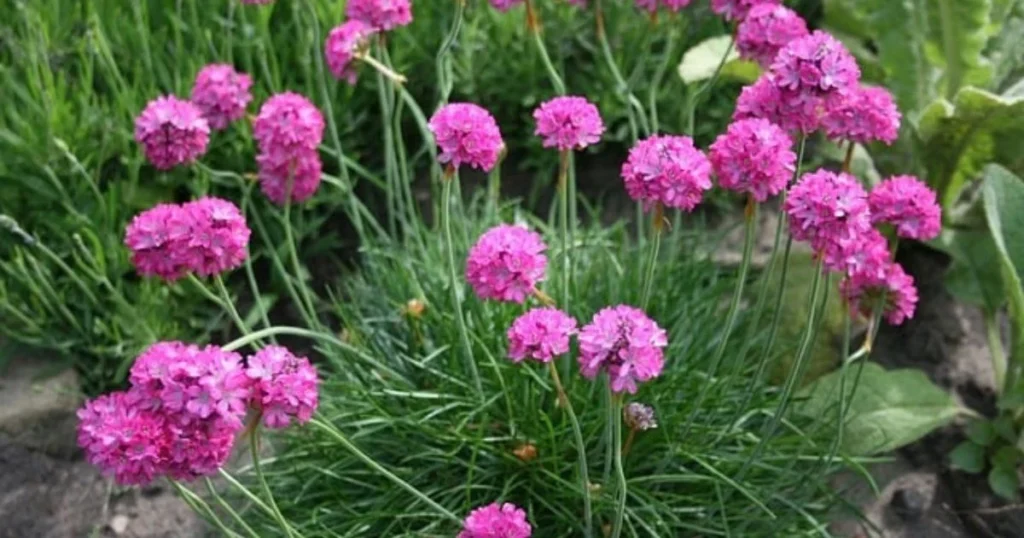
<box><xmin>110</xmin><ymin>514</ymin><xmax>130</xmax><ymax>535</ymax></box>
<box><xmin>890</xmin><ymin>487</ymin><xmax>926</xmax><ymax>521</ymax></box>
<box><xmin>0</xmin><ymin>354</ymin><xmax>82</xmax><ymax>459</ymax></box>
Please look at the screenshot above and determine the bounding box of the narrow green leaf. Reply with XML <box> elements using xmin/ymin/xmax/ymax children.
<box><xmin>950</xmin><ymin>440</ymin><xmax>986</xmax><ymax>473</ymax></box>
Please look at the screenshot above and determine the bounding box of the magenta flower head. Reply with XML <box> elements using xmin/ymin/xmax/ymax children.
<box><xmin>346</xmin><ymin>0</ymin><xmax>413</xmax><ymax>31</ymax></box>
<box><xmin>490</xmin><ymin>0</ymin><xmax>524</xmax><ymax>10</ymax></box>
<box><xmin>769</xmin><ymin>31</ymin><xmax>860</xmax><ymax>103</ymax></box>
<box><xmin>254</xmin><ymin>92</ymin><xmax>325</xmax><ymax>154</ymax></box>
<box><xmin>734</xmin><ymin>76</ymin><xmax>820</xmax><ymax>134</ymax></box>
<box><xmin>77</xmin><ymin>391</ymin><xmax>169</xmax><ymax>485</ymax></box>
<box><xmin>823</xmin><ymin>226</ymin><xmax>891</xmax><ymax>278</ymax></box>
<box><xmin>325</xmin><ymin>20</ymin><xmax>377</xmax><ymax>84</ymax></box>
<box><xmin>458</xmin><ymin>503</ymin><xmax>532</xmax><ymax>538</ymax></box>
<box><xmin>533</xmin><ymin>96</ymin><xmax>605</xmax><ymax>151</ymax></box>
<box><xmin>134</xmin><ymin>96</ymin><xmax>210</xmax><ymax>170</ymax></box>
<box><xmin>711</xmin><ymin>0</ymin><xmax>780</xmax><ymax>21</ymax></box>
<box><xmin>163</xmin><ymin>419</ymin><xmax>239</xmax><ymax>481</ymax></box>
<box><xmin>635</xmin><ymin>0</ymin><xmax>692</xmax><ymax>13</ymax></box>
<box><xmin>737</xmin><ymin>4</ymin><xmax>809</xmax><ymax>67</ymax></box>
<box><xmin>784</xmin><ymin>170</ymin><xmax>871</xmax><ymax>253</ymax></box>
<box><xmin>190</xmin><ymin>64</ymin><xmax>253</xmax><ymax>130</ymax></box>
<box><xmin>842</xmin><ymin>261</ymin><xmax>918</xmax><ymax>325</ymax></box>
<box><xmin>176</xmin><ymin>197</ymin><xmax>251</xmax><ymax>277</ymax></box>
<box><xmin>869</xmin><ymin>175</ymin><xmax>941</xmax><ymax>241</ymax></box>
<box><xmin>125</xmin><ymin>203</ymin><xmax>189</xmax><ymax>281</ymax></box>
<box><xmin>246</xmin><ymin>346</ymin><xmax>319</xmax><ymax>429</ymax></box>
<box><xmin>428</xmin><ymin>103</ymin><xmax>505</xmax><ymax>172</ymax></box>
<box><xmin>256</xmin><ymin>146</ymin><xmax>323</xmax><ymax>205</ymax></box>
<box><xmin>823</xmin><ymin>85</ymin><xmax>901</xmax><ymax>145</ymax></box>
<box><xmin>507</xmin><ymin>307</ymin><xmax>578</xmax><ymax>363</ymax></box>
<box><xmin>709</xmin><ymin>118</ymin><xmax>795</xmax><ymax>202</ymax></box>
<box><xmin>578</xmin><ymin>305</ymin><xmax>667</xmax><ymax>394</ymax></box>
<box><xmin>621</xmin><ymin>135</ymin><xmax>712</xmax><ymax>212</ymax></box>
<box><xmin>466</xmin><ymin>224</ymin><xmax>548</xmax><ymax>303</ymax></box>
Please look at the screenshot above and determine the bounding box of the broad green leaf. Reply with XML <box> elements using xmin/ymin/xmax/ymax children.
<box><xmin>988</xmin><ymin>463</ymin><xmax>1021</xmax><ymax>500</ymax></box>
<box><xmin>869</xmin><ymin>0</ymin><xmax>932</xmax><ymax>113</ymax></box>
<box><xmin>982</xmin><ymin>164</ymin><xmax>1024</xmax><ymax>393</ymax></box>
<box><xmin>922</xmin><ymin>0</ymin><xmax>994</xmax><ymax>97</ymax></box>
<box><xmin>823</xmin><ymin>0</ymin><xmax>873</xmax><ymax>39</ymax></box>
<box><xmin>677</xmin><ymin>36</ymin><xmax>760</xmax><ymax>85</ymax></box>
<box><xmin>937</xmin><ymin>228</ymin><xmax>1005</xmax><ymax>312</ymax></box>
<box><xmin>950</xmin><ymin>440</ymin><xmax>986</xmax><ymax>473</ymax></box>
<box><xmin>966</xmin><ymin>419</ymin><xmax>996</xmax><ymax>445</ymax></box>
<box><xmin>797</xmin><ymin>362</ymin><xmax>963</xmax><ymax>456</ymax></box>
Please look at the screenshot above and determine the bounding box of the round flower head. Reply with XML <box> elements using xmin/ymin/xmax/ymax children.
<box><xmin>176</xmin><ymin>197</ymin><xmax>251</xmax><ymax>277</ymax></box>
<box><xmin>256</xmin><ymin>147</ymin><xmax>323</xmax><ymax>205</ymax></box>
<box><xmin>125</xmin><ymin>203</ymin><xmax>189</xmax><ymax>281</ymax></box>
<box><xmin>869</xmin><ymin>175</ymin><xmax>941</xmax><ymax>241</ymax></box>
<box><xmin>624</xmin><ymin>402</ymin><xmax>658</xmax><ymax>431</ymax></box>
<box><xmin>823</xmin><ymin>226</ymin><xmax>891</xmax><ymax>278</ymax></box>
<box><xmin>621</xmin><ymin>135</ymin><xmax>712</xmax><ymax>212</ymax></box>
<box><xmin>784</xmin><ymin>170</ymin><xmax>871</xmax><ymax>252</ymax></box>
<box><xmin>711</xmin><ymin>0</ymin><xmax>780</xmax><ymax>21</ymax></box>
<box><xmin>635</xmin><ymin>0</ymin><xmax>691</xmax><ymax>13</ymax></box>
<box><xmin>769</xmin><ymin>31</ymin><xmax>860</xmax><ymax>103</ymax></box>
<box><xmin>246</xmin><ymin>346</ymin><xmax>319</xmax><ymax>429</ymax></box>
<box><xmin>77</xmin><ymin>391</ymin><xmax>169</xmax><ymax>485</ymax></box>
<box><xmin>709</xmin><ymin>118</ymin><xmax>795</xmax><ymax>202</ymax></box>
<box><xmin>253</xmin><ymin>92</ymin><xmax>325</xmax><ymax>154</ymax></box>
<box><xmin>458</xmin><ymin>503</ymin><xmax>532</xmax><ymax>538</ymax></box>
<box><xmin>134</xmin><ymin>96</ymin><xmax>210</xmax><ymax>170</ymax></box>
<box><xmin>428</xmin><ymin>103</ymin><xmax>505</xmax><ymax>172</ymax></box>
<box><xmin>325</xmin><ymin>20</ymin><xmax>376</xmax><ymax>84</ymax></box>
<box><xmin>533</xmin><ymin>96</ymin><xmax>605</xmax><ymax>151</ymax></box>
<box><xmin>578</xmin><ymin>305</ymin><xmax>667</xmax><ymax>394</ymax></box>
<box><xmin>490</xmin><ymin>0</ymin><xmax>524</xmax><ymax>10</ymax></box>
<box><xmin>345</xmin><ymin>0</ymin><xmax>413</xmax><ymax>31</ymax></box>
<box><xmin>190</xmin><ymin>64</ymin><xmax>253</xmax><ymax>130</ymax></box>
<box><xmin>507</xmin><ymin>307</ymin><xmax>578</xmax><ymax>363</ymax></box>
<box><xmin>737</xmin><ymin>4</ymin><xmax>809</xmax><ymax>67</ymax></box>
<box><xmin>734</xmin><ymin>76</ymin><xmax>821</xmax><ymax>134</ymax></box>
<box><xmin>841</xmin><ymin>261</ymin><xmax>918</xmax><ymax>325</ymax></box>
<box><xmin>163</xmin><ymin>418</ymin><xmax>238</xmax><ymax>481</ymax></box>
<box><xmin>823</xmin><ymin>85</ymin><xmax>901</xmax><ymax>145</ymax></box>
<box><xmin>466</xmin><ymin>225</ymin><xmax>548</xmax><ymax>303</ymax></box>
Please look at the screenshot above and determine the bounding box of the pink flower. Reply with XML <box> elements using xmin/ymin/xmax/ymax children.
<box><xmin>768</xmin><ymin>31</ymin><xmax>860</xmax><ymax>103</ymax></box>
<box><xmin>134</xmin><ymin>96</ymin><xmax>209</xmax><ymax>170</ymax></box>
<box><xmin>533</xmin><ymin>96</ymin><xmax>605</xmax><ymax>151</ymax></box>
<box><xmin>176</xmin><ymin>197</ymin><xmax>251</xmax><ymax>277</ymax></box>
<box><xmin>256</xmin><ymin>147</ymin><xmax>323</xmax><ymax>205</ymax></box>
<box><xmin>578</xmin><ymin>305</ymin><xmax>667</xmax><ymax>394</ymax></box>
<box><xmin>458</xmin><ymin>503</ymin><xmax>532</xmax><ymax>538</ymax></box>
<box><xmin>822</xmin><ymin>226</ymin><xmax>891</xmax><ymax>278</ymax></box>
<box><xmin>164</xmin><ymin>418</ymin><xmax>238</xmax><ymax>481</ymax></box>
<box><xmin>77</xmin><ymin>391</ymin><xmax>169</xmax><ymax>485</ymax></box>
<box><xmin>869</xmin><ymin>175</ymin><xmax>941</xmax><ymax>241</ymax></box>
<box><xmin>635</xmin><ymin>0</ymin><xmax>691</xmax><ymax>12</ymax></box>
<box><xmin>124</xmin><ymin>204</ymin><xmax>189</xmax><ymax>281</ymax></box>
<box><xmin>711</xmin><ymin>0</ymin><xmax>780</xmax><ymax>21</ymax></box>
<box><xmin>823</xmin><ymin>85</ymin><xmax>901</xmax><ymax>145</ymax></box>
<box><xmin>507</xmin><ymin>307</ymin><xmax>578</xmax><ymax>363</ymax></box>
<box><xmin>841</xmin><ymin>261</ymin><xmax>918</xmax><ymax>325</ymax></box>
<box><xmin>621</xmin><ymin>135</ymin><xmax>712</xmax><ymax>212</ymax></box>
<box><xmin>253</xmin><ymin>92</ymin><xmax>325</xmax><ymax>155</ymax></box>
<box><xmin>466</xmin><ymin>224</ymin><xmax>548</xmax><ymax>303</ymax></box>
<box><xmin>190</xmin><ymin>64</ymin><xmax>253</xmax><ymax>130</ymax></box>
<box><xmin>325</xmin><ymin>20</ymin><xmax>377</xmax><ymax>84</ymax></box>
<box><xmin>428</xmin><ymin>103</ymin><xmax>505</xmax><ymax>172</ymax></box>
<box><xmin>734</xmin><ymin>76</ymin><xmax>821</xmax><ymax>134</ymax></box>
<box><xmin>784</xmin><ymin>170</ymin><xmax>871</xmax><ymax>254</ymax></box>
<box><xmin>246</xmin><ymin>346</ymin><xmax>319</xmax><ymax>429</ymax></box>
<box><xmin>709</xmin><ymin>118</ymin><xmax>795</xmax><ymax>202</ymax></box>
<box><xmin>736</xmin><ymin>4</ymin><xmax>809</xmax><ymax>67</ymax></box>
<box><xmin>346</xmin><ymin>0</ymin><xmax>413</xmax><ymax>31</ymax></box>
<box><xmin>490</xmin><ymin>0</ymin><xmax>524</xmax><ymax>10</ymax></box>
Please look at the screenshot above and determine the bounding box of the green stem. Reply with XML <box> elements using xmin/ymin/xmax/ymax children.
<box><xmin>639</xmin><ymin>205</ymin><xmax>663</xmax><ymax>310</ymax></box>
<box><xmin>826</xmin><ymin>308</ymin><xmax>854</xmax><ymax>465</ymax></box>
<box><xmin>203</xmin><ymin>477</ymin><xmax>262</xmax><ymax>538</ymax></box>
<box><xmin>685</xmin><ymin>32</ymin><xmax>735</xmax><ymax>135</ymax></box>
<box><xmin>610</xmin><ymin>391</ymin><xmax>627</xmax><ymax>538</ymax></box>
<box><xmin>435</xmin><ymin>0</ymin><xmax>465</xmax><ymax>106</ymax></box>
<box><xmin>595</xmin><ymin>0</ymin><xmax>649</xmax><ymax>136</ymax></box>
<box><xmin>309</xmin><ymin>418</ymin><xmax>461</xmax><ymax>523</ymax></box>
<box><xmin>530</xmin><ymin>26</ymin><xmax>566</xmax><ymax>95</ymax></box>
<box><xmin>547</xmin><ymin>362</ymin><xmax>593</xmax><ymax>538</ymax></box>
<box><xmin>215</xmin><ymin>274</ymin><xmax>251</xmax><ymax>337</ymax></box>
<box><xmin>647</xmin><ymin>24</ymin><xmax>680</xmax><ymax>134</ymax></box>
<box><xmin>170</xmin><ymin>480</ymin><xmax>242</xmax><ymax>538</ymax></box>
<box><xmin>558</xmin><ymin>151</ymin><xmax>571</xmax><ymax>311</ymax></box>
<box><xmin>250</xmin><ymin>427</ymin><xmax>297</xmax><ymax>538</ymax></box>
<box><xmin>442</xmin><ymin>174</ymin><xmax>483</xmax><ymax>396</ymax></box>
<box><xmin>283</xmin><ymin>201</ymin><xmax>319</xmax><ymax>328</ymax></box>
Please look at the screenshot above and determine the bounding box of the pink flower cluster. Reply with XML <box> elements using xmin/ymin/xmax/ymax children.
<box><xmin>246</xmin><ymin>346</ymin><xmax>319</xmax><ymax>429</ymax></box>
<box><xmin>507</xmin><ymin>307</ymin><xmax>578</xmax><ymax>363</ymax></box>
<box><xmin>466</xmin><ymin>224</ymin><xmax>548</xmax><ymax>303</ymax></box>
<box><xmin>634</xmin><ymin>0</ymin><xmax>692</xmax><ymax>13</ymax></box>
<box><xmin>190</xmin><ymin>64</ymin><xmax>253</xmax><ymax>130</ymax></box>
<box><xmin>869</xmin><ymin>175</ymin><xmax>941</xmax><ymax>241</ymax></box>
<box><xmin>134</xmin><ymin>96</ymin><xmax>210</xmax><ymax>170</ymax></box>
<box><xmin>823</xmin><ymin>85</ymin><xmax>901</xmax><ymax>145</ymax></box>
<box><xmin>459</xmin><ymin>503</ymin><xmax>532</xmax><ymax>538</ymax></box>
<box><xmin>429</xmin><ymin>103</ymin><xmax>506</xmax><ymax>172</ymax></box>
<box><xmin>533</xmin><ymin>96</ymin><xmax>605</xmax><ymax>151</ymax></box>
<box><xmin>709</xmin><ymin>118</ymin><xmax>795</xmax><ymax>202</ymax></box>
<box><xmin>736</xmin><ymin>4</ymin><xmax>808</xmax><ymax>67</ymax></box>
<box><xmin>345</xmin><ymin>0</ymin><xmax>412</xmax><ymax>31</ymax></box>
<box><xmin>621</xmin><ymin>135</ymin><xmax>712</xmax><ymax>212</ymax></box>
<box><xmin>489</xmin><ymin>0</ymin><xmax>524</xmax><ymax>11</ymax></box>
<box><xmin>784</xmin><ymin>170</ymin><xmax>870</xmax><ymax>251</ymax></box>
<box><xmin>124</xmin><ymin>197</ymin><xmax>250</xmax><ymax>281</ymax></box>
<box><xmin>578</xmin><ymin>305</ymin><xmax>667</xmax><ymax>394</ymax></box>
<box><xmin>253</xmin><ymin>92</ymin><xmax>325</xmax><ymax>204</ymax></box>
<box><xmin>711</xmin><ymin>0</ymin><xmax>780</xmax><ymax>21</ymax></box>
<box><xmin>325</xmin><ymin>20</ymin><xmax>376</xmax><ymax>85</ymax></box>
<box><xmin>734</xmin><ymin>76</ymin><xmax>819</xmax><ymax>134</ymax></box>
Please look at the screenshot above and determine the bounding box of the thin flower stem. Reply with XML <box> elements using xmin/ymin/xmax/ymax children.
<box><xmin>283</xmin><ymin>201</ymin><xmax>320</xmax><ymax>329</ymax></box>
<box><xmin>826</xmin><ymin>307</ymin><xmax>853</xmax><ymax>465</ymax></box>
<box><xmin>685</xmin><ymin>30</ymin><xmax>735</xmax><ymax>135</ymax></box>
<box><xmin>435</xmin><ymin>0</ymin><xmax>464</xmax><ymax>106</ymax></box>
<box><xmin>247</xmin><ymin>201</ymin><xmax>318</xmax><ymax>328</ymax></box>
<box><xmin>595</xmin><ymin>0</ymin><xmax>649</xmax><ymax>136</ymax></box>
<box><xmin>558</xmin><ymin>150</ymin><xmax>571</xmax><ymax>312</ymax></box>
<box><xmin>622</xmin><ymin>428</ymin><xmax>637</xmax><ymax>458</ymax></box>
<box><xmin>647</xmin><ymin>23</ymin><xmax>681</xmax><ymax>134</ymax></box>
<box><xmin>610</xmin><ymin>391</ymin><xmax>627</xmax><ymax>538</ymax></box>
<box><xmin>309</xmin><ymin>418</ymin><xmax>461</xmax><ymax>523</ymax></box>
<box><xmin>842</xmin><ymin>141</ymin><xmax>855</xmax><ymax>174</ymax></box>
<box><xmin>249</xmin><ymin>427</ymin><xmax>298</xmax><ymax>538</ymax></box>
<box><xmin>357</xmin><ymin>53</ymin><xmax>407</xmax><ymax>84</ymax></box>
<box><xmin>215</xmin><ymin>274</ymin><xmax>251</xmax><ymax>336</ymax></box>
<box><xmin>203</xmin><ymin>477</ymin><xmax>262</xmax><ymax>538</ymax></box>
<box><xmin>640</xmin><ymin>204</ymin><xmax>664</xmax><ymax>310</ymax></box>
<box><xmin>170</xmin><ymin>480</ymin><xmax>243</xmax><ymax>538</ymax></box>
<box><xmin>443</xmin><ymin>174</ymin><xmax>483</xmax><ymax>397</ymax></box>
<box><xmin>546</xmin><ymin>362</ymin><xmax>593</xmax><ymax>538</ymax></box>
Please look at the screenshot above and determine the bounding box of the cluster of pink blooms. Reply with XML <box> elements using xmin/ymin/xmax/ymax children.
<box><xmin>578</xmin><ymin>305</ymin><xmax>667</xmax><ymax>394</ymax></box>
<box><xmin>708</xmin><ymin>118</ymin><xmax>795</xmax><ymax>202</ymax></box>
<box><xmin>190</xmin><ymin>64</ymin><xmax>253</xmax><ymax>130</ymax></box>
<box><xmin>711</xmin><ymin>0</ymin><xmax>780</xmax><ymax>21</ymax></box>
<box><xmin>78</xmin><ymin>341</ymin><xmax>318</xmax><ymax>485</ymax></box>
<box><xmin>253</xmin><ymin>92</ymin><xmax>325</xmax><ymax>204</ymax></box>
<box><xmin>459</xmin><ymin>503</ymin><xmax>532</xmax><ymax>538</ymax></box>
<box><xmin>429</xmin><ymin>103</ymin><xmax>506</xmax><ymax>172</ymax></box>
<box><xmin>621</xmin><ymin>135</ymin><xmax>712</xmax><ymax>212</ymax></box>
<box><xmin>488</xmin><ymin>0</ymin><xmax>524</xmax><ymax>11</ymax></box>
<box><xmin>345</xmin><ymin>0</ymin><xmax>412</xmax><ymax>31</ymax></box>
<box><xmin>466</xmin><ymin>225</ymin><xmax>548</xmax><ymax>303</ymax></box>
<box><xmin>736</xmin><ymin>4</ymin><xmax>809</xmax><ymax>67</ymax></box>
<box><xmin>324</xmin><ymin>20</ymin><xmax>376</xmax><ymax>85</ymax></box>
<box><xmin>634</xmin><ymin>0</ymin><xmax>692</xmax><ymax>13</ymax></box>
<box><xmin>823</xmin><ymin>85</ymin><xmax>901</xmax><ymax>145</ymax></box>
<box><xmin>533</xmin><ymin>96</ymin><xmax>605</xmax><ymax>151</ymax></box>
<box><xmin>507</xmin><ymin>307</ymin><xmax>578</xmax><ymax>363</ymax></box>
<box><xmin>124</xmin><ymin>197</ymin><xmax>250</xmax><ymax>281</ymax></box>
<box><xmin>134</xmin><ymin>96</ymin><xmax>210</xmax><ymax>170</ymax></box>
<box><xmin>869</xmin><ymin>175</ymin><xmax>942</xmax><ymax>241</ymax></box>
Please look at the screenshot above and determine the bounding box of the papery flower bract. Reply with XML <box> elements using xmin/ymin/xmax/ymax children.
<box><xmin>246</xmin><ymin>345</ymin><xmax>319</xmax><ymax>429</ymax></box>
<box><xmin>769</xmin><ymin>31</ymin><xmax>860</xmax><ymax>102</ymax></box>
<box><xmin>253</xmin><ymin>92</ymin><xmax>325</xmax><ymax>154</ymax></box>
<box><xmin>77</xmin><ymin>391</ymin><xmax>169</xmax><ymax>485</ymax></box>
<box><xmin>190</xmin><ymin>64</ymin><xmax>253</xmax><ymax>130</ymax></box>
<box><xmin>507</xmin><ymin>307</ymin><xmax>577</xmax><ymax>363</ymax></box>
<box><xmin>533</xmin><ymin>96</ymin><xmax>605</xmax><ymax>151</ymax></box>
<box><xmin>489</xmin><ymin>0</ymin><xmax>524</xmax><ymax>10</ymax></box>
<box><xmin>869</xmin><ymin>175</ymin><xmax>941</xmax><ymax>241</ymax></box>
<box><xmin>734</xmin><ymin>76</ymin><xmax>821</xmax><ymax>133</ymax></box>
<box><xmin>256</xmin><ymin>147</ymin><xmax>323</xmax><ymax>205</ymax></box>
<box><xmin>345</xmin><ymin>0</ymin><xmax>413</xmax><ymax>31</ymax></box>
<box><xmin>736</xmin><ymin>4</ymin><xmax>809</xmax><ymax>67</ymax></box>
<box><xmin>124</xmin><ymin>203</ymin><xmax>188</xmax><ymax>281</ymax></box>
<box><xmin>823</xmin><ymin>85</ymin><xmax>901</xmax><ymax>145</ymax></box>
<box><xmin>621</xmin><ymin>135</ymin><xmax>712</xmax><ymax>211</ymax></box>
<box><xmin>623</xmin><ymin>402</ymin><xmax>658</xmax><ymax>431</ymax></box>
<box><xmin>428</xmin><ymin>103</ymin><xmax>505</xmax><ymax>172</ymax></box>
<box><xmin>711</xmin><ymin>0</ymin><xmax>780</xmax><ymax>21</ymax></box>
<box><xmin>458</xmin><ymin>503</ymin><xmax>532</xmax><ymax>538</ymax></box>
<box><xmin>175</xmin><ymin>197</ymin><xmax>251</xmax><ymax>277</ymax></box>
<box><xmin>784</xmin><ymin>170</ymin><xmax>871</xmax><ymax>253</ymax></box>
<box><xmin>709</xmin><ymin>118</ymin><xmax>795</xmax><ymax>202</ymax></box>
<box><xmin>324</xmin><ymin>20</ymin><xmax>376</xmax><ymax>84</ymax></box>
<box><xmin>842</xmin><ymin>262</ymin><xmax>918</xmax><ymax>325</ymax></box>
<box><xmin>578</xmin><ymin>305</ymin><xmax>667</xmax><ymax>394</ymax></box>
<box><xmin>466</xmin><ymin>224</ymin><xmax>548</xmax><ymax>303</ymax></box>
<box><xmin>134</xmin><ymin>96</ymin><xmax>210</xmax><ymax>170</ymax></box>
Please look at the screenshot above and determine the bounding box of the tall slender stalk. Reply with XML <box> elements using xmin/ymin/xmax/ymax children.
<box><xmin>595</xmin><ymin>0</ymin><xmax>649</xmax><ymax>137</ymax></box>
<box><xmin>547</xmin><ymin>362</ymin><xmax>593</xmax><ymax>538</ymax></box>
<box><xmin>640</xmin><ymin>204</ymin><xmax>664</xmax><ymax>309</ymax></box>
<box><xmin>442</xmin><ymin>172</ymin><xmax>483</xmax><ymax>396</ymax></box>
<box><xmin>558</xmin><ymin>151</ymin><xmax>571</xmax><ymax>311</ymax></box>
<box><xmin>250</xmin><ymin>427</ymin><xmax>298</xmax><ymax>538</ymax></box>
<box><xmin>610</xmin><ymin>390</ymin><xmax>627</xmax><ymax>538</ymax></box>
<box><xmin>282</xmin><ymin>200</ymin><xmax>319</xmax><ymax>329</ymax></box>
<box><xmin>684</xmin><ymin>30</ymin><xmax>735</xmax><ymax>135</ymax></box>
